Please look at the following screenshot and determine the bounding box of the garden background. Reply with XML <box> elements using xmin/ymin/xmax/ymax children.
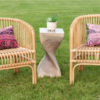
<box><xmin>0</xmin><ymin>0</ymin><xmax>100</xmax><ymax>100</ymax></box>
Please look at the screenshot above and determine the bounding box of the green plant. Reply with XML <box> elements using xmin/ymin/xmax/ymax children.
<box><xmin>46</xmin><ymin>15</ymin><xmax>58</xmax><ymax>22</ymax></box>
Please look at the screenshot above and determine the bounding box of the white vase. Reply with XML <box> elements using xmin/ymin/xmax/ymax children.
<box><xmin>47</xmin><ymin>22</ymin><xmax>57</xmax><ymax>31</ymax></box>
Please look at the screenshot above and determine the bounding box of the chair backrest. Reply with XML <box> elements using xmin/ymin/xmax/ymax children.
<box><xmin>70</xmin><ymin>14</ymin><xmax>100</xmax><ymax>49</ymax></box>
<box><xmin>0</xmin><ymin>18</ymin><xmax>35</xmax><ymax>50</ymax></box>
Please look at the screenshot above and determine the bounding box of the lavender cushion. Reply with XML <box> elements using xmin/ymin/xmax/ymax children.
<box><xmin>86</xmin><ymin>23</ymin><xmax>100</xmax><ymax>46</ymax></box>
<box><xmin>0</xmin><ymin>26</ymin><xmax>18</xmax><ymax>49</ymax></box>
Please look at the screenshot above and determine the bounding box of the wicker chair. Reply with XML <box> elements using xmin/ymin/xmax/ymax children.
<box><xmin>0</xmin><ymin>18</ymin><xmax>36</xmax><ymax>84</ymax></box>
<box><xmin>70</xmin><ymin>14</ymin><xmax>100</xmax><ymax>84</ymax></box>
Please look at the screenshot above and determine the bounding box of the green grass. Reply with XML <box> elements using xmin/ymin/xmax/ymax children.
<box><xmin>0</xmin><ymin>0</ymin><xmax>100</xmax><ymax>100</ymax></box>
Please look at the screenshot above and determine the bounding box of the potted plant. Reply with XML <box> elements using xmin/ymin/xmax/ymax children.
<box><xmin>46</xmin><ymin>15</ymin><xmax>58</xmax><ymax>31</ymax></box>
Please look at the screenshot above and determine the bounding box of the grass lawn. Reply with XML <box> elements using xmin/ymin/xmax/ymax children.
<box><xmin>0</xmin><ymin>0</ymin><xmax>100</xmax><ymax>100</ymax></box>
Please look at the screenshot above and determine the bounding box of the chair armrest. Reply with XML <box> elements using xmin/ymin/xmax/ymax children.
<box><xmin>70</xmin><ymin>16</ymin><xmax>84</xmax><ymax>50</ymax></box>
<box><xmin>70</xmin><ymin>27</ymin><xmax>74</xmax><ymax>50</ymax></box>
<box><xmin>19</xmin><ymin>20</ymin><xmax>36</xmax><ymax>51</ymax></box>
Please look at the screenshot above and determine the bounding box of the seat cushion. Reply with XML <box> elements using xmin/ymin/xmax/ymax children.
<box><xmin>86</xmin><ymin>23</ymin><xmax>100</xmax><ymax>46</ymax></box>
<box><xmin>0</xmin><ymin>26</ymin><xmax>18</xmax><ymax>49</ymax></box>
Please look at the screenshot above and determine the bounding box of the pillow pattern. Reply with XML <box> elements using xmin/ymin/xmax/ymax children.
<box><xmin>86</xmin><ymin>23</ymin><xmax>100</xmax><ymax>46</ymax></box>
<box><xmin>0</xmin><ymin>26</ymin><xmax>18</xmax><ymax>49</ymax></box>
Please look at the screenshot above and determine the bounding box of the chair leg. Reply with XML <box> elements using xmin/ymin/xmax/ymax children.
<box><xmin>14</xmin><ymin>56</ymin><xmax>19</xmax><ymax>73</ymax></box>
<box><xmin>78</xmin><ymin>65</ymin><xmax>84</xmax><ymax>71</ymax></box>
<box><xmin>14</xmin><ymin>68</ymin><xmax>19</xmax><ymax>73</ymax></box>
<box><xmin>70</xmin><ymin>62</ymin><xmax>74</xmax><ymax>84</ymax></box>
<box><xmin>32</xmin><ymin>63</ymin><xmax>37</xmax><ymax>84</ymax></box>
<box><xmin>78</xmin><ymin>53</ymin><xmax>85</xmax><ymax>71</ymax></box>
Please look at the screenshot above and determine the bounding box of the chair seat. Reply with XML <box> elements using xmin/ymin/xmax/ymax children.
<box><xmin>0</xmin><ymin>47</ymin><xmax>35</xmax><ymax>68</ymax></box>
<box><xmin>71</xmin><ymin>44</ymin><xmax>100</xmax><ymax>63</ymax></box>
<box><xmin>72</xmin><ymin>44</ymin><xmax>100</xmax><ymax>51</ymax></box>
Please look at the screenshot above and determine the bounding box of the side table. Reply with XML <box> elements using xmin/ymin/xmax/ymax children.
<box><xmin>37</xmin><ymin>28</ymin><xmax>64</xmax><ymax>77</ymax></box>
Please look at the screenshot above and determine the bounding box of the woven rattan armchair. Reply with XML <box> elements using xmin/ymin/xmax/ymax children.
<box><xmin>0</xmin><ymin>18</ymin><xmax>36</xmax><ymax>84</ymax></box>
<box><xmin>70</xmin><ymin>14</ymin><xmax>100</xmax><ymax>84</ymax></box>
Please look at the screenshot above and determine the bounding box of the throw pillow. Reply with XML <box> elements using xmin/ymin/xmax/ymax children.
<box><xmin>86</xmin><ymin>23</ymin><xmax>100</xmax><ymax>46</ymax></box>
<box><xmin>0</xmin><ymin>26</ymin><xmax>18</xmax><ymax>49</ymax></box>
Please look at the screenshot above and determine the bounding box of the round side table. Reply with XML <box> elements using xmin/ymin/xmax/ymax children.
<box><xmin>37</xmin><ymin>28</ymin><xmax>64</xmax><ymax>77</ymax></box>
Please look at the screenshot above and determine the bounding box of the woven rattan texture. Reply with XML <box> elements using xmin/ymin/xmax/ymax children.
<box><xmin>0</xmin><ymin>47</ymin><xmax>35</xmax><ymax>68</ymax></box>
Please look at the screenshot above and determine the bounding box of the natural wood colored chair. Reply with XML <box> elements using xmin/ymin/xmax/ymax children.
<box><xmin>0</xmin><ymin>18</ymin><xmax>36</xmax><ymax>84</ymax></box>
<box><xmin>70</xmin><ymin>14</ymin><xmax>100</xmax><ymax>84</ymax></box>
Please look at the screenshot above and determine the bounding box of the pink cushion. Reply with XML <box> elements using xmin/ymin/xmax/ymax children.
<box><xmin>86</xmin><ymin>23</ymin><xmax>100</xmax><ymax>46</ymax></box>
<box><xmin>0</xmin><ymin>26</ymin><xmax>18</xmax><ymax>49</ymax></box>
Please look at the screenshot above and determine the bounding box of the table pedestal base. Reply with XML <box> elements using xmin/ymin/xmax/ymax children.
<box><xmin>37</xmin><ymin>53</ymin><xmax>61</xmax><ymax>77</ymax></box>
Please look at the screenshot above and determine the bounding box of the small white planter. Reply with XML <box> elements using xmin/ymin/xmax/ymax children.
<box><xmin>47</xmin><ymin>22</ymin><xmax>57</xmax><ymax>31</ymax></box>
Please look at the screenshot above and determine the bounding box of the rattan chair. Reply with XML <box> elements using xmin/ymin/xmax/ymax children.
<box><xmin>0</xmin><ymin>18</ymin><xmax>36</xmax><ymax>84</ymax></box>
<box><xmin>70</xmin><ymin>14</ymin><xmax>100</xmax><ymax>84</ymax></box>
